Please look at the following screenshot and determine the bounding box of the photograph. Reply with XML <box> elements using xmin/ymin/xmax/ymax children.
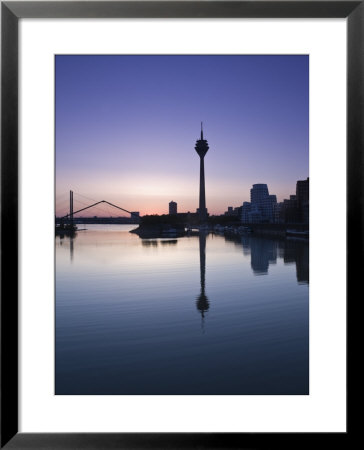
<box><xmin>55</xmin><ymin>54</ymin><xmax>309</xmax><ymax>395</ymax></box>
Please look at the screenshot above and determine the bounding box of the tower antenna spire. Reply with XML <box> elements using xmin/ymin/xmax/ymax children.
<box><xmin>201</xmin><ymin>121</ymin><xmax>203</xmax><ymax>140</ymax></box>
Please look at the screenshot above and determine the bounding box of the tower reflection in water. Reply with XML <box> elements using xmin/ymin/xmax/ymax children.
<box><xmin>70</xmin><ymin>236</ymin><xmax>74</xmax><ymax>262</ymax></box>
<box><xmin>196</xmin><ymin>231</ymin><xmax>209</xmax><ymax>330</ymax></box>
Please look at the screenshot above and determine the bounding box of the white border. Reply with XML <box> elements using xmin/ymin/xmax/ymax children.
<box><xmin>20</xmin><ymin>19</ymin><xmax>346</xmax><ymax>432</ymax></box>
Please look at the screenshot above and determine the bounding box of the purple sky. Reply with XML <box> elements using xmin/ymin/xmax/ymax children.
<box><xmin>56</xmin><ymin>55</ymin><xmax>308</xmax><ymax>217</ymax></box>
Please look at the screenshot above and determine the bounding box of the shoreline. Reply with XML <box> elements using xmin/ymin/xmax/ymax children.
<box><xmin>130</xmin><ymin>222</ymin><xmax>309</xmax><ymax>239</ymax></box>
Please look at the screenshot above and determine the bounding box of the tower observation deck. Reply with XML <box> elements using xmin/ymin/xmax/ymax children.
<box><xmin>195</xmin><ymin>123</ymin><xmax>209</xmax><ymax>222</ymax></box>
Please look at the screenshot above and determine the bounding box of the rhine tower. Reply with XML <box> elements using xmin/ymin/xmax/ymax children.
<box><xmin>195</xmin><ymin>123</ymin><xmax>209</xmax><ymax>222</ymax></box>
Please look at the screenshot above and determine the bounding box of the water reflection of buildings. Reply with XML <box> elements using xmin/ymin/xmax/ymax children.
<box><xmin>227</xmin><ymin>234</ymin><xmax>309</xmax><ymax>284</ymax></box>
<box><xmin>196</xmin><ymin>232</ymin><xmax>209</xmax><ymax>329</ymax></box>
<box><xmin>280</xmin><ymin>239</ymin><xmax>309</xmax><ymax>284</ymax></box>
<box><xmin>240</xmin><ymin>236</ymin><xmax>277</xmax><ymax>275</ymax></box>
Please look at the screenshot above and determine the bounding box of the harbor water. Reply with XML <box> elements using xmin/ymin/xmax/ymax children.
<box><xmin>56</xmin><ymin>224</ymin><xmax>309</xmax><ymax>395</ymax></box>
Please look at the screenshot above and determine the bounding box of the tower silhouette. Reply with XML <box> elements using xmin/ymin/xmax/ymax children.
<box><xmin>195</xmin><ymin>123</ymin><xmax>209</xmax><ymax>222</ymax></box>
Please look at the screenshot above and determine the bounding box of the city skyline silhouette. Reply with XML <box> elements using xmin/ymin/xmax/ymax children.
<box><xmin>56</xmin><ymin>55</ymin><xmax>308</xmax><ymax>217</ymax></box>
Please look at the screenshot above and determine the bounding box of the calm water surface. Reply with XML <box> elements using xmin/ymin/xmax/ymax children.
<box><xmin>56</xmin><ymin>224</ymin><xmax>309</xmax><ymax>394</ymax></box>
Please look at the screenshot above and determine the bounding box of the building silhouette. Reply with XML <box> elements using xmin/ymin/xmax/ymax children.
<box><xmin>195</xmin><ymin>123</ymin><xmax>209</xmax><ymax>222</ymax></box>
<box><xmin>241</xmin><ymin>178</ymin><xmax>309</xmax><ymax>224</ymax></box>
<box><xmin>275</xmin><ymin>177</ymin><xmax>309</xmax><ymax>224</ymax></box>
<box><xmin>241</xmin><ymin>202</ymin><xmax>252</xmax><ymax>223</ymax></box>
<box><xmin>225</xmin><ymin>206</ymin><xmax>242</xmax><ymax>217</ymax></box>
<box><xmin>296</xmin><ymin>177</ymin><xmax>309</xmax><ymax>223</ymax></box>
<box><xmin>241</xmin><ymin>184</ymin><xmax>277</xmax><ymax>223</ymax></box>
<box><xmin>169</xmin><ymin>201</ymin><xmax>177</xmax><ymax>215</ymax></box>
<box><xmin>279</xmin><ymin>195</ymin><xmax>299</xmax><ymax>223</ymax></box>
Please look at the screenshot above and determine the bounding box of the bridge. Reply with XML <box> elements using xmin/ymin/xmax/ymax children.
<box><xmin>56</xmin><ymin>190</ymin><xmax>140</xmax><ymax>225</ymax></box>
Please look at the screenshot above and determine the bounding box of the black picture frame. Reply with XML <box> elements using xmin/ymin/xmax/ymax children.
<box><xmin>1</xmin><ymin>1</ymin><xmax>358</xmax><ymax>448</ymax></box>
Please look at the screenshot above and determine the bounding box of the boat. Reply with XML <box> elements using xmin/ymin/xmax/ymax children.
<box><xmin>161</xmin><ymin>227</ymin><xmax>179</xmax><ymax>237</ymax></box>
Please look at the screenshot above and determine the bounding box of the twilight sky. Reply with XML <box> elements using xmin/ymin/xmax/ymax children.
<box><xmin>56</xmin><ymin>55</ymin><xmax>308</xmax><ymax>217</ymax></box>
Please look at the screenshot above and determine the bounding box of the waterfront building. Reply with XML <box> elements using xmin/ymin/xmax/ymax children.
<box><xmin>234</xmin><ymin>206</ymin><xmax>242</xmax><ymax>217</ymax></box>
<box><xmin>241</xmin><ymin>202</ymin><xmax>263</xmax><ymax>223</ymax></box>
<box><xmin>277</xmin><ymin>178</ymin><xmax>309</xmax><ymax>224</ymax></box>
<box><xmin>249</xmin><ymin>205</ymin><xmax>263</xmax><ymax>223</ymax></box>
<box><xmin>195</xmin><ymin>123</ymin><xmax>209</xmax><ymax>222</ymax></box>
<box><xmin>296</xmin><ymin>177</ymin><xmax>309</xmax><ymax>223</ymax></box>
<box><xmin>273</xmin><ymin>202</ymin><xmax>283</xmax><ymax>224</ymax></box>
<box><xmin>241</xmin><ymin>202</ymin><xmax>252</xmax><ymax>223</ymax></box>
<box><xmin>280</xmin><ymin>195</ymin><xmax>300</xmax><ymax>223</ymax></box>
<box><xmin>245</xmin><ymin>184</ymin><xmax>277</xmax><ymax>223</ymax></box>
<box><xmin>225</xmin><ymin>206</ymin><xmax>242</xmax><ymax>217</ymax></box>
<box><xmin>169</xmin><ymin>201</ymin><xmax>177</xmax><ymax>215</ymax></box>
